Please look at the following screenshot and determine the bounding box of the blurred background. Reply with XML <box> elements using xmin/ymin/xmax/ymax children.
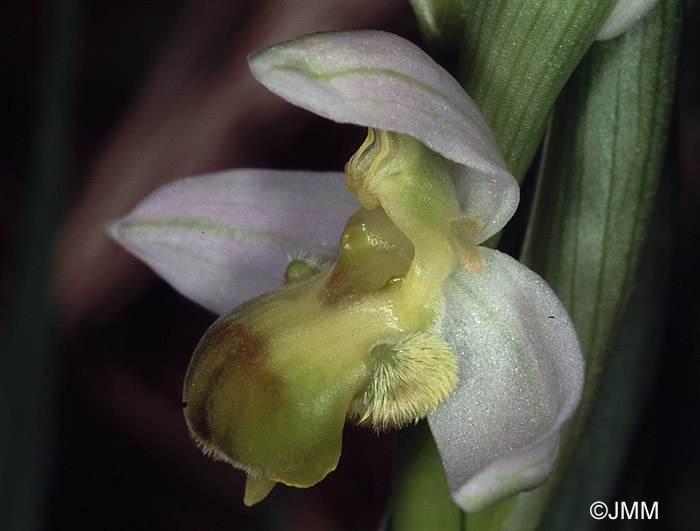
<box><xmin>2</xmin><ymin>0</ymin><xmax>699</xmax><ymax>529</ymax></box>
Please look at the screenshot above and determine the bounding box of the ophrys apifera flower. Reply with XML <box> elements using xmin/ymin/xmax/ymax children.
<box><xmin>109</xmin><ymin>30</ymin><xmax>584</xmax><ymax>512</ymax></box>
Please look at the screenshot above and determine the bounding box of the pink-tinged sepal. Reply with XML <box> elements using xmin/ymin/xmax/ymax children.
<box><xmin>108</xmin><ymin>169</ymin><xmax>357</xmax><ymax>314</ymax></box>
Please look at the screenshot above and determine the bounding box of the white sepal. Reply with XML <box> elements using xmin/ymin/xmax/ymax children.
<box><xmin>428</xmin><ymin>249</ymin><xmax>584</xmax><ymax>512</ymax></box>
<box><xmin>249</xmin><ymin>30</ymin><xmax>519</xmax><ymax>243</ymax></box>
<box><xmin>108</xmin><ymin>169</ymin><xmax>357</xmax><ymax>314</ymax></box>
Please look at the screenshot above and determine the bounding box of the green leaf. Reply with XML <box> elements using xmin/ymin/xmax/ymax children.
<box><xmin>504</xmin><ymin>0</ymin><xmax>682</xmax><ymax>527</ymax></box>
<box><xmin>539</xmin><ymin>186</ymin><xmax>675</xmax><ymax>529</ymax></box>
<box><xmin>409</xmin><ymin>0</ymin><xmax>618</xmax><ymax>180</ymax></box>
<box><xmin>397</xmin><ymin>0</ymin><xmax>681</xmax><ymax>529</ymax></box>
<box><xmin>407</xmin><ymin>0</ymin><xmax>474</xmax><ymax>71</ymax></box>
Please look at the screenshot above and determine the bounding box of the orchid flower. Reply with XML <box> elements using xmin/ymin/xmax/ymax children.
<box><xmin>108</xmin><ymin>30</ymin><xmax>584</xmax><ymax>513</ymax></box>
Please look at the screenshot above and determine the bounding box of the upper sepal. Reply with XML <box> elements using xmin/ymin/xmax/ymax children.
<box><xmin>108</xmin><ymin>169</ymin><xmax>357</xmax><ymax>314</ymax></box>
<box><xmin>427</xmin><ymin>248</ymin><xmax>584</xmax><ymax>512</ymax></box>
<box><xmin>249</xmin><ymin>30</ymin><xmax>519</xmax><ymax>243</ymax></box>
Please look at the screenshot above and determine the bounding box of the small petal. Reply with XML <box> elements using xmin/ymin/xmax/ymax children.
<box><xmin>428</xmin><ymin>249</ymin><xmax>584</xmax><ymax>512</ymax></box>
<box><xmin>108</xmin><ymin>169</ymin><xmax>357</xmax><ymax>314</ymax></box>
<box><xmin>596</xmin><ymin>0</ymin><xmax>659</xmax><ymax>40</ymax></box>
<box><xmin>249</xmin><ymin>30</ymin><xmax>519</xmax><ymax>242</ymax></box>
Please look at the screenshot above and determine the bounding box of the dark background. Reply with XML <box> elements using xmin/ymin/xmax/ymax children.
<box><xmin>2</xmin><ymin>1</ymin><xmax>699</xmax><ymax>529</ymax></box>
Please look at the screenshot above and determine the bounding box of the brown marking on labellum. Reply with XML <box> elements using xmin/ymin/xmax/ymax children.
<box><xmin>320</xmin><ymin>266</ymin><xmax>358</xmax><ymax>306</ymax></box>
<box><xmin>186</xmin><ymin>322</ymin><xmax>273</xmax><ymax>447</ymax></box>
<box><xmin>203</xmin><ymin>321</ymin><xmax>267</xmax><ymax>368</ymax></box>
<box><xmin>189</xmin><ymin>320</ymin><xmax>289</xmax><ymax>466</ymax></box>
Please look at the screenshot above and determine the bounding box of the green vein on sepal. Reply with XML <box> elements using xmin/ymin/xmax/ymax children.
<box><xmin>120</xmin><ymin>217</ymin><xmax>319</xmax><ymax>248</ymax></box>
<box><xmin>263</xmin><ymin>62</ymin><xmax>484</xmax><ymax>135</ymax></box>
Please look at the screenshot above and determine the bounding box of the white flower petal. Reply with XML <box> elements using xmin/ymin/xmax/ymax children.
<box><xmin>108</xmin><ymin>169</ymin><xmax>357</xmax><ymax>314</ymax></box>
<box><xmin>427</xmin><ymin>248</ymin><xmax>584</xmax><ymax>512</ymax></box>
<box><xmin>597</xmin><ymin>0</ymin><xmax>659</xmax><ymax>40</ymax></box>
<box><xmin>249</xmin><ymin>30</ymin><xmax>519</xmax><ymax>242</ymax></box>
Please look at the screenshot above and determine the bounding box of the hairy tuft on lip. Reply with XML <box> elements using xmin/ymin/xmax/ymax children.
<box><xmin>348</xmin><ymin>327</ymin><xmax>458</xmax><ymax>431</ymax></box>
